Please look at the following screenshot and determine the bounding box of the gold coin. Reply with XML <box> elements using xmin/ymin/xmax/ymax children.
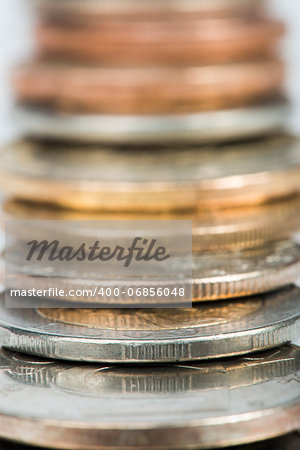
<box><xmin>1</xmin><ymin>136</ymin><xmax>300</xmax><ymax>211</ymax></box>
<box><xmin>4</xmin><ymin>196</ymin><xmax>300</xmax><ymax>251</ymax></box>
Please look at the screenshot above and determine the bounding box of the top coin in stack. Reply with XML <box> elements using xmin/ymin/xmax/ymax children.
<box><xmin>31</xmin><ymin>0</ymin><xmax>281</xmax><ymax>65</ymax></box>
<box><xmin>14</xmin><ymin>0</ymin><xmax>287</xmax><ymax>143</ymax></box>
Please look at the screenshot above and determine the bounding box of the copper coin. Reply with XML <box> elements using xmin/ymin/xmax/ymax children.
<box><xmin>4</xmin><ymin>197</ymin><xmax>300</xmax><ymax>251</ymax></box>
<box><xmin>0</xmin><ymin>136</ymin><xmax>300</xmax><ymax>211</ymax></box>
<box><xmin>13</xmin><ymin>60</ymin><xmax>284</xmax><ymax>114</ymax></box>
<box><xmin>35</xmin><ymin>17</ymin><xmax>284</xmax><ymax>65</ymax></box>
<box><xmin>30</xmin><ymin>0</ymin><xmax>264</xmax><ymax>19</ymax></box>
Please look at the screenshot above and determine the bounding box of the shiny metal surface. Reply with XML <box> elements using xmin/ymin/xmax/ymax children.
<box><xmin>14</xmin><ymin>102</ymin><xmax>289</xmax><ymax>145</ymax></box>
<box><xmin>0</xmin><ymin>345</ymin><xmax>298</xmax><ymax>448</ymax></box>
<box><xmin>4</xmin><ymin>196</ymin><xmax>300</xmax><ymax>251</ymax></box>
<box><xmin>0</xmin><ymin>287</ymin><xmax>299</xmax><ymax>362</ymax></box>
<box><xmin>0</xmin><ymin>134</ymin><xmax>298</xmax><ymax>211</ymax></box>
<box><xmin>6</xmin><ymin>240</ymin><xmax>300</xmax><ymax>302</ymax></box>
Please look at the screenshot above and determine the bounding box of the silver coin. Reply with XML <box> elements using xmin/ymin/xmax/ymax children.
<box><xmin>0</xmin><ymin>287</ymin><xmax>299</xmax><ymax>362</ymax></box>
<box><xmin>15</xmin><ymin>102</ymin><xmax>288</xmax><ymax>144</ymax></box>
<box><xmin>0</xmin><ymin>345</ymin><xmax>299</xmax><ymax>449</ymax></box>
<box><xmin>5</xmin><ymin>240</ymin><xmax>300</xmax><ymax>303</ymax></box>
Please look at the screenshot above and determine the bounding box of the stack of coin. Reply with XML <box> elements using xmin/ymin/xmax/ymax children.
<box><xmin>0</xmin><ymin>0</ymin><xmax>299</xmax><ymax>449</ymax></box>
<box><xmin>12</xmin><ymin>0</ymin><xmax>288</xmax><ymax>143</ymax></box>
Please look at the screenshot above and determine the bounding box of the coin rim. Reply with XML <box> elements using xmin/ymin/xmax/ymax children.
<box><xmin>14</xmin><ymin>102</ymin><xmax>289</xmax><ymax>144</ymax></box>
<box><xmin>0</xmin><ymin>288</ymin><xmax>298</xmax><ymax>362</ymax></box>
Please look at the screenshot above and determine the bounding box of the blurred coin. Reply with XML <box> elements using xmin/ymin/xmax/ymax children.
<box><xmin>4</xmin><ymin>196</ymin><xmax>300</xmax><ymax>251</ymax></box>
<box><xmin>35</xmin><ymin>18</ymin><xmax>283</xmax><ymax>65</ymax></box>
<box><xmin>0</xmin><ymin>287</ymin><xmax>299</xmax><ymax>362</ymax></box>
<box><xmin>14</xmin><ymin>101</ymin><xmax>289</xmax><ymax>144</ymax></box>
<box><xmin>0</xmin><ymin>345</ymin><xmax>299</xmax><ymax>448</ymax></box>
<box><xmin>29</xmin><ymin>0</ymin><xmax>264</xmax><ymax>19</ymax></box>
<box><xmin>0</xmin><ymin>136</ymin><xmax>299</xmax><ymax>211</ymax></box>
<box><xmin>13</xmin><ymin>60</ymin><xmax>284</xmax><ymax>114</ymax></box>
<box><xmin>5</xmin><ymin>240</ymin><xmax>300</xmax><ymax>302</ymax></box>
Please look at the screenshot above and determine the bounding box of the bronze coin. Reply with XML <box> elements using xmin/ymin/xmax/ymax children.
<box><xmin>31</xmin><ymin>0</ymin><xmax>264</xmax><ymax>20</ymax></box>
<box><xmin>35</xmin><ymin>17</ymin><xmax>284</xmax><ymax>65</ymax></box>
<box><xmin>13</xmin><ymin>60</ymin><xmax>284</xmax><ymax>114</ymax></box>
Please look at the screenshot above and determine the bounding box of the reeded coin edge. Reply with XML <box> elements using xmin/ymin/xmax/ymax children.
<box><xmin>0</xmin><ymin>314</ymin><xmax>297</xmax><ymax>363</ymax></box>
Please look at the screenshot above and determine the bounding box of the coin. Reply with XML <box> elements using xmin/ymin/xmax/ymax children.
<box><xmin>6</xmin><ymin>240</ymin><xmax>300</xmax><ymax>302</ymax></box>
<box><xmin>0</xmin><ymin>345</ymin><xmax>299</xmax><ymax>448</ymax></box>
<box><xmin>0</xmin><ymin>135</ymin><xmax>299</xmax><ymax>211</ymax></box>
<box><xmin>4</xmin><ymin>196</ymin><xmax>300</xmax><ymax>251</ymax></box>
<box><xmin>35</xmin><ymin>18</ymin><xmax>283</xmax><ymax>65</ymax></box>
<box><xmin>1</xmin><ymin>435</ymin><xmax>300</xmax><ymax>450</ymax></box>
<box><xmin>29</xmin><ymin>0</ymin><xmax>264</xmax><ymax>19</ymax></box>
<box><xmin>14</xmin><ymin>102</ymin><xmax>289</xmax><ymax>144</ymax></box>
<box><xmin>13</xmin><ymin>60</ymin><xmax>284</xmax><ymax>114</ymax></box>
<box><xmin>0</xmin><ymin>287</ymin><xmax>299</xmax><ymax>362</ymax></box>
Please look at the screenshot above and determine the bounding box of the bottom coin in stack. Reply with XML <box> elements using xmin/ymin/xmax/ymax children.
<box><xmin>0</xmin><ymin>434</ymin><xmax>299</xmax><ymax>450</ymax></box>
<box><xmin>0</xmin><ymin>287</ymin><xmax>299</xmax><ymax>362</ymax></box>
<box><xmin>0</xmin><ymin>344</ymin><xmax>298</xmax><ymax>449</ymax></box>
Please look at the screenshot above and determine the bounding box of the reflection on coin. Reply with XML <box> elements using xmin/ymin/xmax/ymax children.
<box><xmin>6</xmin><ymin>240</ymin><xmax>300</xmax><ymax>302</ymax></box>
<box><xmin>14</xmin><ymin>102</ymin><xmax>289</xmax><ymax>144</ymax></box>
<box><xmin>13</xmin><ymin>60</ymin><xmax>284</xmax><ymax>114</ymax></box>
<box><xmin>36</xmin><ymin>18</ymin><xmax>283</xmax><ymax>66</ymax></box>
<box><xmin>4</xmin><ymin>197</ymin><xmax>300</xmax><ymax>251</ymax></box>
<box><xmin>0</xmin><ymin>345</ymin><xmax>299</xmax><ymax>449</ymax></box>
<box><xmin>37</xmin><ymin>300</ymin><xmax>262</xmax><ymax>329</ymax></box>
<box><xmin>1</xmin><ymin>135</ymin><xmax>299</xmax><ymax>211</ymax></box>
<box><xmin>0</xmin><ymin>287</ymin><xmax>299</xmax><ymax>362</ymax></box>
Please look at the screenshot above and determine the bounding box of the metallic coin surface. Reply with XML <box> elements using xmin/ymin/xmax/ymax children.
<box><xmin>0</xmin><ymin>287</ymin><xmax>299</xmax><ymax>362</ymax></box>
<box><xmin>4</xmin><ymin>197</ymin><xmax>300</xmax><ymax>251</ymax></box>
<box><xmin>0</xmin><ymin>345</ymin><xmax>299</xmax><ymax>448</ymax></box>
<box><xmin>35</xmin><ymin>19</ymin><xmax>283</xmax><ymax>65</ymax></box>
<box><xmin>6</xmin><ymin>240</ymin><xmax>300</xmax><ymax>302</ymax></box>
<box><xmin>13</xmin><ymin>60</ymin><xmax>284</xmax><ymax>114</ymax></box>
<box><xmin>29</xmin><ymin>0</ymin><xmax>264</xmax><ymax>18</ymax></box>
<box><xmin>2</xmin><ymin>435</ymin><xmax>300</xmax><ymax>450</ymax></box>
<box><xmin>14</xmin><ymin>102</ymin><xmax>289</xmax><ymax>144</ymax></box>
<box><xmin>1</xmin><ymin>135</ymin><xmax>300</xmax><ymax>212</ymax></box>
